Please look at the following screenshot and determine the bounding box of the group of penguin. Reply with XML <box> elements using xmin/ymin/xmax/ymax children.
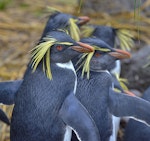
<box><xmin>0</xmin><ymin>9</ymin><xmax>150</xmax><ymax>141</ymax></box>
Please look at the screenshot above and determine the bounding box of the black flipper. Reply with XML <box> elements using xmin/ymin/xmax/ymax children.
<box><xmin>0</xmin><ymin>108</ymin><xmax>10</xmax><ymax>125</ymax></box>
<box><xmin>59</xmin><ymin>93</ymin><xmax>101</xmax><ymax>141</ymax></box>
<box><xmin>108</xmin><ymin>87</ymin><xmax>150</xmax><ymax>125</ymax></box>
<box><xmin>0</xmin><ymin>80</ymin><xmax>22</xmax><ymax>105</ymax></box>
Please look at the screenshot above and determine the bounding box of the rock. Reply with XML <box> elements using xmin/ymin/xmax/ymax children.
<box><xmin>121</xmin><ymin>45</ymin><xmax>150</xmax><ymax>92</ymax></box>
<box><xmin>80</xmin><ymin>0</ymin><xmax>146</xmax><ymax>14</ymax></box>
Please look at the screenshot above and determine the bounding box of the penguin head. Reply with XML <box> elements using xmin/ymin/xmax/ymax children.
<box><xmin>42</xmin><ymin>11</ymin><xmax>90</xmax><ymax>41</ymax></box>
<box><xmin>31</xmin><ymin>31</ymin><xmax>93</xmax><ymax>79</ymax></box>
<box><xmin>92</xmin><ymin>26</ymin><xmax>115</xmax><ymax>47</ymax></box>
<box><xmin>76</xmin><ymin>37</ymin><xmax>131</xmax><ymax>78</ymax></box>
<box><xmin>81</xmin><ymin>25</ymin><xmax>135</xmax><ymax>51</ymax></box>
<box><xmin>50</xmin><ymin>12</ymin><xmax>90</xmax><ymax>27</ymax></box>
<box><xmin>81</xmin><ymin>25</ymin><xmax>115</xmax><ymax>47</ymax></box>
<box><xmin>48</xmin><ymin>31</ymin><xmax>93</xmax><ymax>63</ymax></box>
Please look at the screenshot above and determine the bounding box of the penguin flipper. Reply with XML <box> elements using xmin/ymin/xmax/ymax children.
<box><xmin>59</xmin><ymin>93</ymin><xmax>100</xmax><ymax>141</ymax></box>
<box><xmin>0</xmin><ymin>108</ymin><xmax>10</xmax><ymax>125</ymax></box>
<box><xmin>108</xmin><ymin>88</ymin><xmax>150</xmax><ymax>125</ymax></box>
<box><xmin>0</xmin><ymin>80</ymin><xmax>22</xmax><ymax>105</ymax></box>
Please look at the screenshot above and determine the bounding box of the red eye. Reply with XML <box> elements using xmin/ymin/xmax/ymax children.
<box><xmin>56</xmin><ymin>46</ymin><xmax>63</xmax><ymax>51</ymax></box>
<box><xmin>94</xmin><ymin>52</ymin><xmax>101</xmax><ymax>57</ymax></box>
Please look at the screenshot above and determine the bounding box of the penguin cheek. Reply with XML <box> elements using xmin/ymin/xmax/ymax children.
<box><xmin>90</xmin><ymin>58</ymin><xmax>103</xmax><ymax>70</ymax></box>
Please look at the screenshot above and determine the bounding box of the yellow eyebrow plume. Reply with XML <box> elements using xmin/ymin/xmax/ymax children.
<box><xmin>31</xmin><ymin>37</ymin><xmax>73</xmax><ymax>80</ymax></box>
<box><xmin>77</xmin><ymin>46</ymin><xmax>111</xmax><ymax>79</ymax></box>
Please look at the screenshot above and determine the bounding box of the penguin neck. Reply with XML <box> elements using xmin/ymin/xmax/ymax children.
<box><xmin>56</xmin><ymin>61</ymin><xmax>76</xmax><ymax>75</ymax></box>
<box><xmin>56</xmin><ymin>61</ymin><xmax>77</xmax><ymax>94</ymax></box>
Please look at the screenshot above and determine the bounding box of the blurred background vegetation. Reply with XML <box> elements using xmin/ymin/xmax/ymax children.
<box><xmin>0</xmin><ymin>0</ymin><xmax>150</xmax><ymax>140</ymax></box>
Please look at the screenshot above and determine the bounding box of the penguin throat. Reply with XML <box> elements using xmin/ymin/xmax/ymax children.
<box><xmin>56</xmin><ymin>61</ymin><xmax>77</xmax><ymax>94</ymax></box>
<box><xmin>56</xmin><ymin>61</ymin><xmax>75</xmax><ymax>72</ymax></box>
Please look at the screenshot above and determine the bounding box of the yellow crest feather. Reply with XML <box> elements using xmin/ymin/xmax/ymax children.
<box><xmin>115</xmin><ymin>73</ymin><xmax>129</xmax><ymax>91</ymax></box>
<box><xmin>77</xmin><ymin>46</ymin><xmax>111</xmax><ymax>79</ymax></box>
<box><xmin>31</xmin><ymin>37</ymin><xmax>73</xmax><ymax>80</ymax></box>
<box><xmin>31</xmin><ymin>38</ymin><xmax>56</xmax><ymax>80</ymax></box>
<box><xmin>116</xmin><ymin>29</ymin><xmax>135</xmax><ymax>51</ymax></box>
<box><xmin>81</xmin><ymin>26</ymin><xmax>95</xmax><ymax>38</ymax></box>
<box><xmin>69</xmin><ymin>18</ymin><xmax>80</xmax><ymax>41</ymax></box>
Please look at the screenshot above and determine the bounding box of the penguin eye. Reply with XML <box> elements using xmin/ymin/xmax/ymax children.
<box><xmin>56</xmin><ymin>45</ymin><xmax>63</xmax><ymax>51</ymax></box>
<box><xmin>94</xmin><ymin>52</ymin><xmax>101</xmax><ymax>57</ymax></box>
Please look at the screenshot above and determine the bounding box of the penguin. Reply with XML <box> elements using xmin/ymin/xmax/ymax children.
<box><xmin>71</xmin><ymin>37</ymin><xmax>150</xmax><ymax>141</ymax></box>
<box><xmin>0</xmin><ymin>11</ymin><xmax>90</xmax><ymax>106</ymax></box>
<box><xmin>81</xmin><ymin>25</ymin><xmax>134</xmax><ymax>74</ymax></box>
<box><xmin>0</xmin><ymin>11</ymin><xmax>90</xmax><ymax>125</ymax></box>
<box><xmin>10</xmin><ymin>30</ymin><xmax>100</xmax><ymax>141</ymax></box>
<box><xmin>123</xmin><ymin>86</ymin><xmax>150</xmax><ymax>141</ymax></box>
<box><xmin>81</xmin><ymin>25</ymin><xmax>135</xmax><ymax>140</ymax></box>
<box><xmin>40</xmin><ymin>11</ymin><xmax>90</xmax><ymax>41</ymax></box>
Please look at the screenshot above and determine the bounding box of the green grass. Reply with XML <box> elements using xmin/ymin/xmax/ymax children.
<box><xmin>0</xmin><ymin>0</ymin><xmax>11</xmax><ymax>10</ymax></box>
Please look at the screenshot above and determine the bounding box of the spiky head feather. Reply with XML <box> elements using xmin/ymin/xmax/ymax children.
<box><xmin>69</xmin><ymin>18</ymin><xmax>80</xmax><ymax>41</ymax></box>
<box><xmin>76</xmin><ymin>46</ymin><xmax>111</xmax><ymax>79</ymax></box>
<box><xmin>116</xmin><ymin>29</ymin><xmax>135</xmax><ymax>51</ymax></box>
<box><xmin>115</xmin><ymin>73</ymin><xmax>129</xmax><ymax>91</ymax></box>
<box><xmin>31</xmin><ymin>36</ymin><xmax>73</xmax><ymax>80</ymax></box>
<box><xmin>81</xmin><ymin>25</ymin><xmax>95</xmax><ymax>38</ymax></box>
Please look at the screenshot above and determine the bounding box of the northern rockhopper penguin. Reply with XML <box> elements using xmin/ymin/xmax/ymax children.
<box><xmin>40</xmin><ymin>11</ymin><xmax>90</xmax><ymax>41</ymax></box>
<box><xmin>0</xmin><ymin>11</ymin><xmax>90</xmax><ymax>107</ymax></box>
<box><xmin>123</xmin><ymin>86</ymin><xmax>150</xmax><ymax>141</ymax></box>
<box><xmin>10</xmin><ymin>31</ymin><xmax>100</xmax><ymax>141</ymax></box>
<box><xmin>0</xmin><ymin>11</ymin><xmax>90</xmax><ymax>124</ymax></box>
<box><xmin>81</xmin><ymin>25</ymin><xmax>135</xmax><ymax>140</ymax></box>
<box><xmin>71</xmin><ymin>37</ymin><xmax>150</xmax><ymax>141</ymax></box>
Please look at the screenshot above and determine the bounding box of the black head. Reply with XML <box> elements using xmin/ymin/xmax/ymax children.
<box><xmin>92</xmin><ymin>25</ymin><xmax>115</xmax><ymax>47</ymax></box>
<box><xmin>81</xmin><ymin>25</ymin><xmax>115</xmax><ymax>47</ymax></box>
<box><xmin>41</xmin><ymin>12</ymin><xmax>90</xmax><ymax>40</ymax></box>
<box><xmin>82</xmin><ymin>25</ymin><xmax>134</xmax><ymax>51</ymax></box>
<box><xmin>31</xmin><ymin>31</ymin><xmax>93</xmax><ymax>79</ymax></box>
<box><xmin>79</xmin><ymin>37</ymin><xmax>131</xmax><ymax>72</ymax></box>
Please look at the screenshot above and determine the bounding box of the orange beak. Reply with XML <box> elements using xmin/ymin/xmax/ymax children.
<box><xmin>109</xmin><ymin>49</ymin><xmax>131</xmax><ymax>59</ymax></box>
<box><xmin>71</xmin><ymin>41</ymin><xmax>94</xmax><ymax>53</ymax></box>
<box><xmin>124</xmin><ymin>90</ymin><xmax>136</xmax><ymax>97</ymax></box>
<box><xmin>78</xmin><ymin>16</ymin><xmax>90</xmax><ymax>25</ymax></box>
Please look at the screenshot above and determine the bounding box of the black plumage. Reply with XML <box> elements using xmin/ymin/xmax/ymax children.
<box><xmin>71</xmin><ymin>37</ymin><xmax>150</xmax><ymax>141</ymax></box>
<box><xmin>123</xmin><ymin>87</ymin><xmax>150</xmax><ymax>141</ymax></box>
<box><xmin>10</xmin><ymin>31</ymin><xmax>100</xmax><ymax>141</ymax></box>
<box><xmin>0</xmin><ymin>11</ymin><xmax>89</xmax><ymax>106</ymax></box>
<box><xmin>0</xmin><ymin>11</ymin><xmax>90</xmax><ymax>125</ymax></box>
